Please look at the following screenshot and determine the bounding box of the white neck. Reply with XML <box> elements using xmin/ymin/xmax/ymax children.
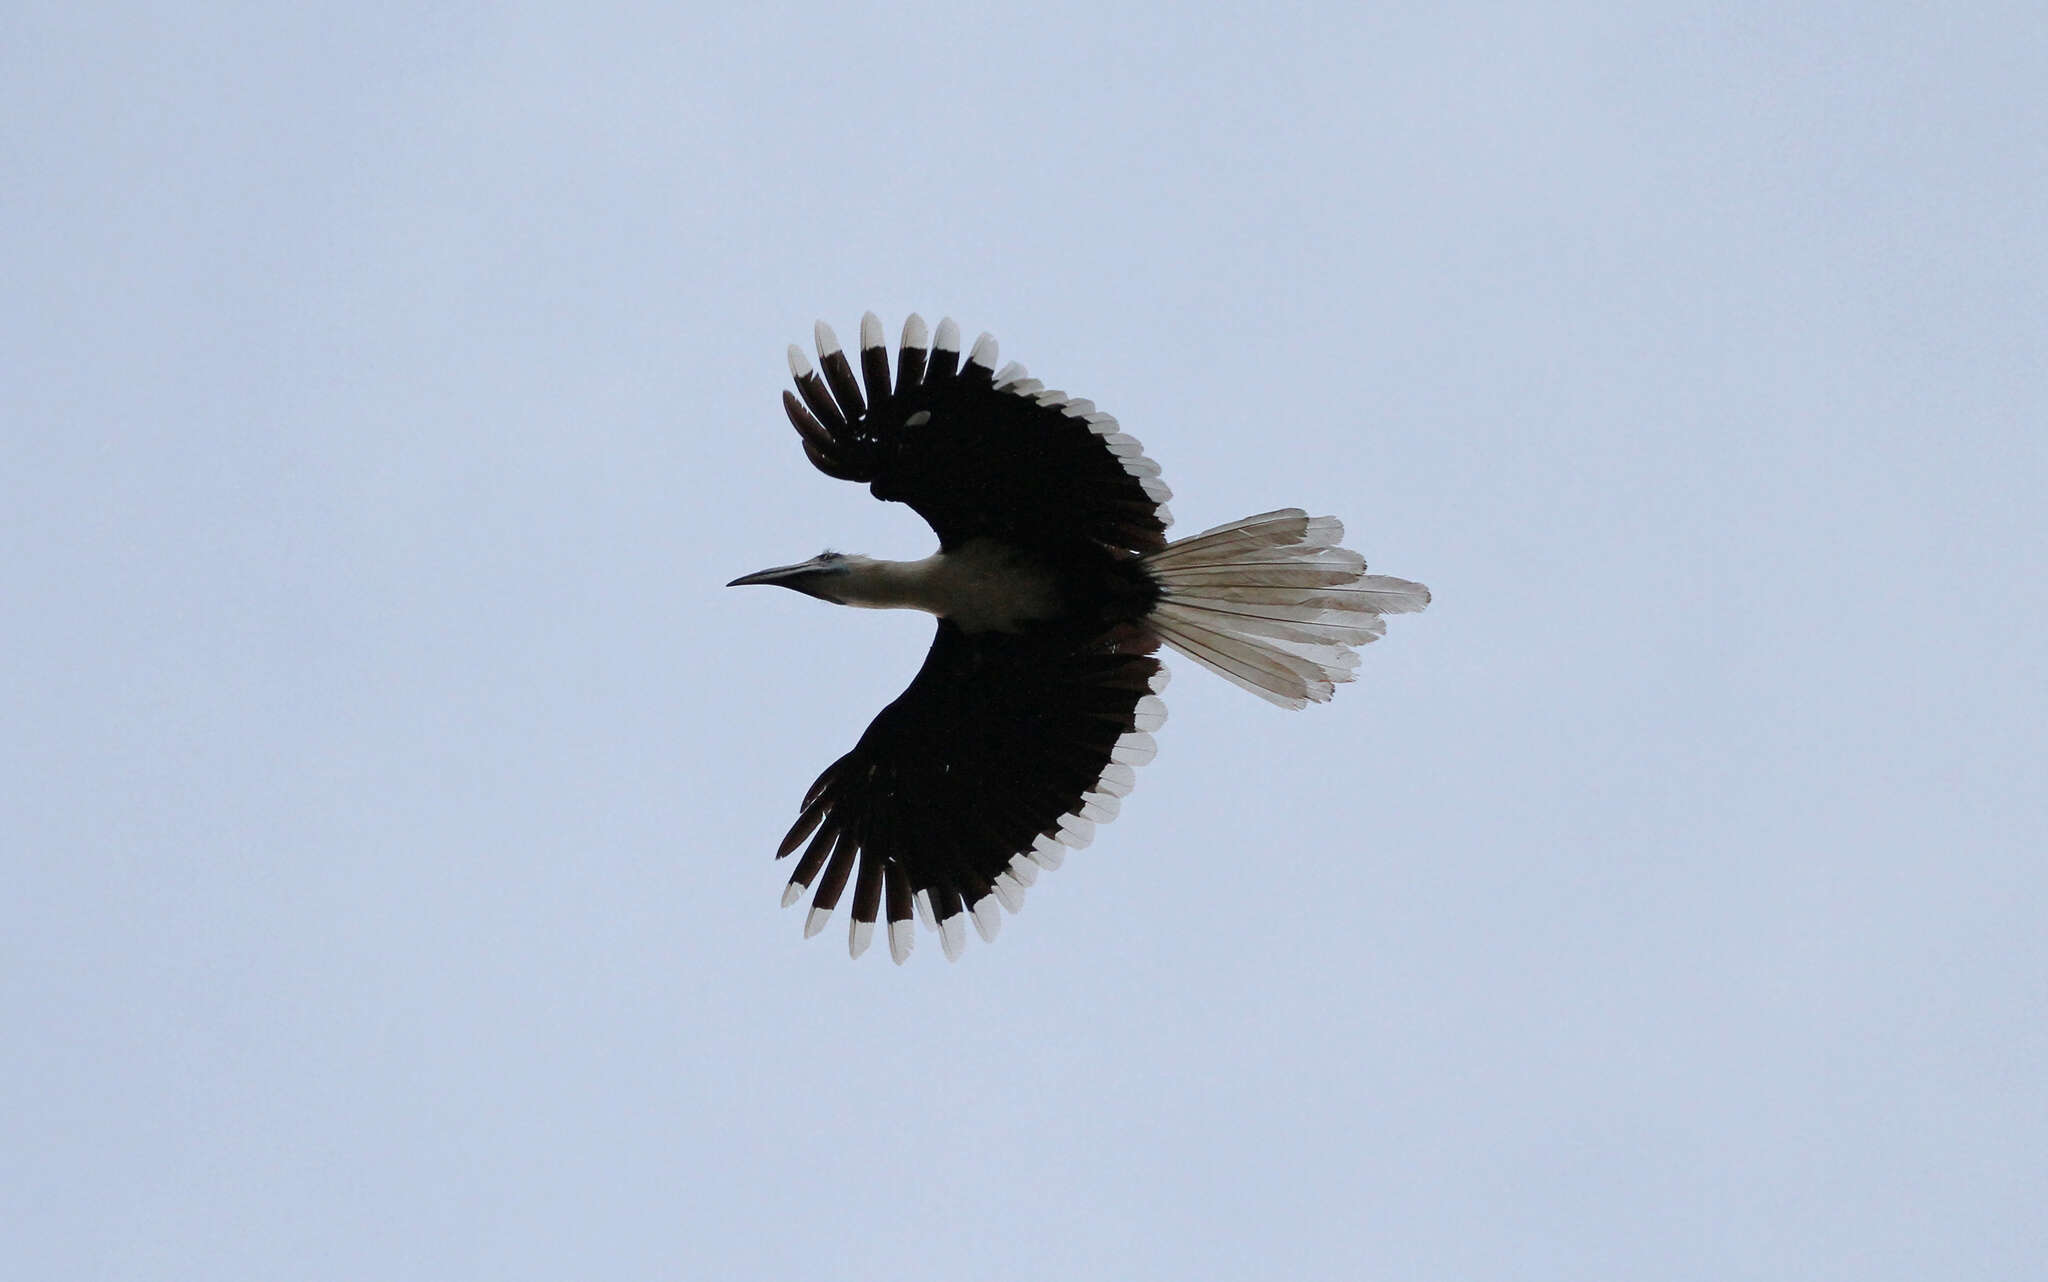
<box><xmin>835</xmin><ymin>539</ymin><xmax>1059</xmax><ymax>634</ymax></box>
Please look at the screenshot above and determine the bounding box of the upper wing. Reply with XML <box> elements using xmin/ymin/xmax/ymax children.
<box><xmin>774</xmin><ymin>621</ymin><xmax>1169</xmax><ymax>963</ymax></box>
<box><xmin>782</xmin><ymin>313</ymin><xmax>1174</xmax><ymax>554</ymax></box>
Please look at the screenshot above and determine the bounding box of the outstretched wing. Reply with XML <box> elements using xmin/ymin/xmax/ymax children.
<box><xmin>774</xmin><ymin>622</ymin><xmax>1169</xmax><ymax>963</ymax></box>
<box><xmin>782</xmin><ymin>313</ymin><xmax>1174</xmax><ymax>554</ymax></box>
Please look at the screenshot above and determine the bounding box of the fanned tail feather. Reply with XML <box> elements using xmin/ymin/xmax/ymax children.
<box><xmin>1142</xmin><ymin>509</ymin><xmax>1430</xmax><ymax>710</ymax></box>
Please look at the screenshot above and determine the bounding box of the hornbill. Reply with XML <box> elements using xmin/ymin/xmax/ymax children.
<box><xmin>730</xmin><ymin>314</ymin><xmax>1429</xmax><ymax>963</ymax></box>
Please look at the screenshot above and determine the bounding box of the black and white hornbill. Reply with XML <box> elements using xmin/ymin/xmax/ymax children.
<box><xmin>730</xmin><ymin>314</ymin><xmax>1429</xmax><ymax>963</ymax></box>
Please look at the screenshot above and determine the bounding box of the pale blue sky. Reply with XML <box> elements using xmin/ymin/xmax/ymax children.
<box><xmin>6</xmin><ymin>3</ymin><xmax>2043</xmax><ymax>1278</ymax></box>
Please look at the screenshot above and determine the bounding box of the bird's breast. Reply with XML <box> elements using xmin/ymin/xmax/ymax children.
<box><xmin>922</xmin><ymin>539</ymin><xmax>1062</xmax><ymax>634</ymax></box>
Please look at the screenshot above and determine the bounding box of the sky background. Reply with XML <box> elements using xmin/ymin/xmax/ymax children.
<box><xmin>6</xmin><ymin>3</ymin><xmax>2044</xmax><ymax>1278</ymax></box>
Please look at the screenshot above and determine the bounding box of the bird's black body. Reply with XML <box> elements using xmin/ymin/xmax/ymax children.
<box><xmin>734</xmin><ymin>314</ymin><xmax>1429</xmax><ymax>962</ymax></box>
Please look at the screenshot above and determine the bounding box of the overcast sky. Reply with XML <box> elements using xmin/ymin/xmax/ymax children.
<box><xmin>6</xmin><ymin>3</ymin><xmax>2043</xmax><ymax>1279</ymax></box>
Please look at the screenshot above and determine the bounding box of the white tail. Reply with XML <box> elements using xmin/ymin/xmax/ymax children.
<box><xmin>1142</xmin><ymin>509</ymin><xmax>1430</xmax><ymax>709</ymax></box>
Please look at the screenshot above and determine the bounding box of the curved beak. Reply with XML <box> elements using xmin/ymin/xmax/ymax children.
<box><xmin>726</xmin><ymin>556</ymin><xmax>846</xmax><ymax>593</ymax></box>
<box><xmin>726</xmin><ymin>561</ymin><xmax>817</xmax><ymax>589</ymax></box>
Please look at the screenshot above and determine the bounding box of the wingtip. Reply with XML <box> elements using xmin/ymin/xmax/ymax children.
<box><xmin>1029</xmin><ymin>833</ymin><xmax>1067</xmax><ymax>870</ymax></box>
<box><xmin>813</xmin><ymin>319</ymin><xmax>841</xmax><ymax>358</ymax></box>
<box><xmin>1111</xmin><ymin>730</ymin><xmax>1158</xmax><ymax>767</ymax></box>
<box><xmin>1055</xmin><ymin>813</ymin><xmax>1095</xmax><ymax>849</ymax></box>
<box><xmin>859</xmin><ymin>312</ymin><xmax>884</xmax><ymax>352</ymax></box>
<box><xmin>992</xmin><ymin>874</ymin><xmax>1026</xmax><ymax>913</ymax></box>
<box><xmin>1132</xmin><ymin>694</ymin><xmax>1168</xmax><ymax>732</ymax></box>
<box><xmin>971</xmin><ymin>896</ymin><xmax>1003</xmax><ymax>942</ymax></box>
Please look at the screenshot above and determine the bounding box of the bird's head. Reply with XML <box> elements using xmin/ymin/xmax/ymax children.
<box><xmin>725</xmin><ymin>550</ymin><xmax>866</xmax><ymax>603</ymax></box>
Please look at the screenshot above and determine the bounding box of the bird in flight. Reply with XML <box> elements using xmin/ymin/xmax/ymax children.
<box><xmin>730</xmin><ymin>314</ymin><xmax>1429</xmax><ymax>963</ymax></box>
